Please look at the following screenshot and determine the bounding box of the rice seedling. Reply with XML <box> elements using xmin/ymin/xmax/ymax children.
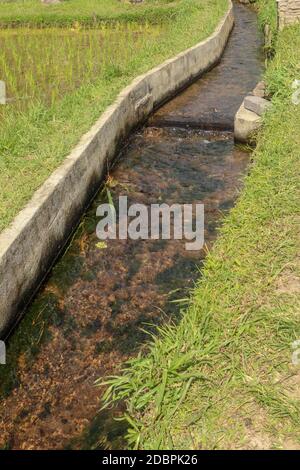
<box><xmin>0</xmin><ymin>22</ymin><xmax>161</xmax><ymax>118</ymax></box>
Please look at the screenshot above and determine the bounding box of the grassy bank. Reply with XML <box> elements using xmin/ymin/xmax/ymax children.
<box><xmin>0</xmin><ymin>0</ymin><xmax>185</xmax><ymax>27</ymax></box>
<box><xmin>0</xmin><ymin>0</ymin><xmax>228</xmax><ymax>233</ymax></box>
<box><xmin>102</xmin><ymin>4</ymin><xmax>300</xmax><ymax>450</ymax></box>
<box><xmin>256</xmin><ymin>0</ymin><xmax>278</xmax><ymax>34</ymax></box>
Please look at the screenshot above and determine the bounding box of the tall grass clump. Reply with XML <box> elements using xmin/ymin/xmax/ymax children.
<box><xmin>256</xmin><ymin>0</ymin><xmax>278</xmax><ymax>33</ymax></box>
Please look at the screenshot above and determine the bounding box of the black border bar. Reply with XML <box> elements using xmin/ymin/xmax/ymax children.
<box><xmin>0</xmin><ymin>450</ymin><xmax>299</xmax><ymax>467</ymax></box>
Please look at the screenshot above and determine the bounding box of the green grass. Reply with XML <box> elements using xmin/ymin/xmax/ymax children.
<box><xmin>0</xmin><ymin>0</ymin><xmax>194</xmax><ymax>27</ymax></box>
<box><xmin>0</xmin><ymin>0</ymin><xmax>228</xmax><ymax>233</ymax></box>
<box><xmin>256</xmin><ymin>0</ymin><xmax>278</xmax><ymax>33</ymax></box>
<box><xmin>100</xmin><ymin>13</ymin><xmax>300</xmax><ymax>450</ymax></box>
<box><xmin>256</xmin><ymin>0</ymin><xmax>278</xmax><ymax>54</ymax></box>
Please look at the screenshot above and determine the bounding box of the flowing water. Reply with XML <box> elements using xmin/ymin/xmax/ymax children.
<box><xmin>0</xmin><ymin>3</ymin><xmax>263</xmax><ymax>450</ymax></box>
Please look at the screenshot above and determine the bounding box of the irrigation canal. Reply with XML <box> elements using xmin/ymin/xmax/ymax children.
<box><xmin>0</xmin><ymin>2</ymin><xmax>263</xmax><ymax>450</ymax></box>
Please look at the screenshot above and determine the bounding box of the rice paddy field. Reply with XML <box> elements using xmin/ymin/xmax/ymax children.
<box><xmin>0</xmin><ymin>24</ymin><xmax>161</xmax><ymax>112</ymax></box>
<box><xmin>0</xmin><ymin>0</ymin><xmax>228</xmax><ymax>232</ymax></box>
<box><xmin>0</xmin><ymin>0</ymin><xmax>185</xmax><ymax>28</ymax></box>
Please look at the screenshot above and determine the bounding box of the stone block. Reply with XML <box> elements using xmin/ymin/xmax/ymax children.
<box><xmin>244</xmin><ymin>95</ymin><xmax>272</xmax><ymax>116</ymax></box>
<box><xmin>234</xmin><ymin>102</ymin><xmax>262</xmax><ymax>143</ymax></box>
